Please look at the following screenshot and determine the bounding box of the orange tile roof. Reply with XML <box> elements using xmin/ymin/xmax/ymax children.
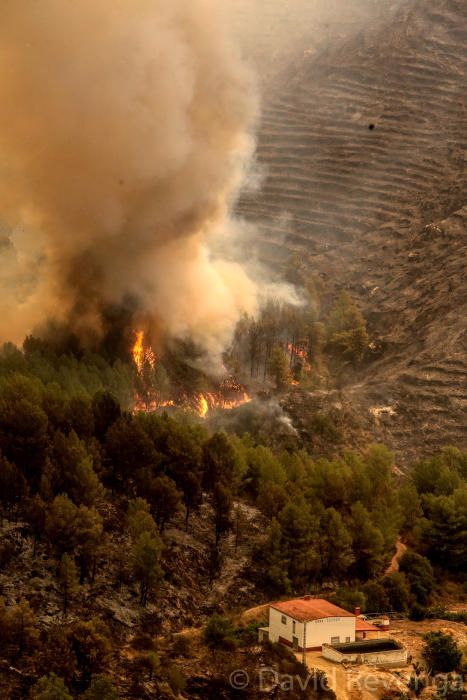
<box><xmin>356</xmin><ymin>618</ymin><xmax>380</xmax><ymax>632</ymax></box>
<box><xmin>271</xmin><ymin>597</ymin><xmax>355</xmax><ymax>623</ymax></box>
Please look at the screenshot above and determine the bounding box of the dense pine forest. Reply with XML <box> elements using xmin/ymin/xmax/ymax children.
<box><xmin>0</xmin><ymin>334</ymin><xmax>465</xmax><ymax>698</ymax></box>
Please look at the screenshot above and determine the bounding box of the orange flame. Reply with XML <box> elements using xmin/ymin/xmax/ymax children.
<box><xmin>132</xmin><ymin>330</ymin><xmax>145</xmax><ymax>373</ymax></box>
<box><xmin>132</xmin><ymin>330</ymin><xmax>156</xmax><ymax>375</ymax></box>
<box><xmin>197</xmin><ymin>395</ymin><xmax>209</xmax><ymax>418</ymax></box>
<box><xmin>191</xmin><ymin>390</ymin><xmax>252</xmax><ymax>418</ymax></box>
<box><xmin>131</xmin><ymin>331</ymin><xmax>252</xmax><ymax>418</ymax></box>
<box><xmin>286</xmin><ymin>342</ymin><xmax>312</xmax><ymax>377</ymax></box>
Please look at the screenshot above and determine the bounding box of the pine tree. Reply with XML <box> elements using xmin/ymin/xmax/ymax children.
<box><xmin>326</xmin><ymin>290</ymin><xmax>369</xmax><ymax>364</ymax></box>
<box><xmin>262</xmin><ymin>518</ymin><xmax>291</xmax><ymax>594</ymax></box>
<box><xmin>6</xmin><ymin>598</ymin><xmax>40</xmax><ymax>658</ymax></box>
<box><xmin>279</xmin><ymin>501</ymin><xmax>320</xmax><ymax>587</ymax></box>
<box><xmin>52</xmin><ymin>430</ymin><xmax>102</xmax><ymax>506</ymax></box>
<box><xmin>212</xmin><ymin>483</ymin><xmax>233</xmax><ymax>546</ymax></box>
<box><xmin>146</xmin><ymin>475</ymin><xmax>181</xmax><ymax>533</ymax></box>
<box><xmin>127</xmin><ymin>498</ymin><xmax>158</xmax><ymax>539</ymax></box>
<box><xmin>74</xmin><ymin>505</ymin><xmax>104</xmax><ymax>583</ymax></box>
<box><xmin>318</xmin><ymin>508</ymin><xmax>354</xmax><ymax>582</ymax></box>
<box><xmin>140</xmin><ymin>653</ymin><xmax>160</xmax><ymax>682</ymax></box>
<box><xmin>68</xmin><ymin>619</ymin><xmax>111</xmax><ymax>689</ymax></box>
<box><xmin>423</xmin><ymin>632</ymin><xmax>462</xmax><ymax>674</ymax></box>
<box><xmin>348</xmin><ymin>502</ymin><xmax>385</xmax><ymax>580</ymax></box>
<box><xmin>419</xmin><ymin>488</ymin><xmax>467</xmax><ymax>570</ymax></box>
<box><xmin>132</xmin><ymin>532</ymin><xmax>163</xmax><ymax>606</ymax></box>
<box><xmin>267</xmin><ymin>347</ymin><xmax>291</xmax><ymax>390</ymax></box>
<box><xmin>30</xmin><ymin>673</ymin><xmax>73</xmax><ymax>700</ymax></box>
<box><xmin>0</xmin><ymin>454</ymin><xmax>27</xmax><ymax>523</ymax></box>
<box><xmin>58</xmin><ymin>554</ymin><xmax>79</xmax><ymax>616</ymax></box>
<box><xmin>26</xmin><ymin>494</ymin><xmax>47</xmax><ymax>557</ymax></box>
<box><xmin>45</xmin><ymin>494</ymin><xmax>78</xmax><ymax>556</ymax></box>
<box><xmin>82</xmin><ymin>674</ymin><xmax>121</xmax><ymax>699</ymax></box>
<box><xmin>203</xmin><ymin>432</ymin><xmax>238</xmax><ymax>491</ymax></box>
<box><xmin>36</xmin><ymin>626</ymin><xmax>77</xmax><ymax>689</ymax></box>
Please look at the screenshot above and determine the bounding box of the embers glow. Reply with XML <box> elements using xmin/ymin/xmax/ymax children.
<box><xmin>131</xmin><ymin>331</ymin><xmax>251</xmax><ymax>418</ymax></box>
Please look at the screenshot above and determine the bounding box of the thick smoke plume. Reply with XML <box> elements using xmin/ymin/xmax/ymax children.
<box><xmin>0</xmin><ymin>0</ymin><xmax>274</xmax><ymax>359</ymax></box>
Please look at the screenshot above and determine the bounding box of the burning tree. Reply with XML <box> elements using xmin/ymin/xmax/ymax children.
<box><xmin>131</xmin><ymin>331</ymin><xmax>251</xmax><ymax>418</ymax></box>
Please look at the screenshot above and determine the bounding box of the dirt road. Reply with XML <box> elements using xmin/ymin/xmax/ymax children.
<box><xmin>300</xmin><ymin>652</ymin><xmax>351</xmax><ymax>700</ymax></box>
<box><xmin>385</xmin><ymin>538</ymin><xmax>407</xmax><ymax>575</ymax></box>
<box><xmin>301</xmin><ymin>651</ymin><xmax>407</xmax><ymax>700</ymax></box>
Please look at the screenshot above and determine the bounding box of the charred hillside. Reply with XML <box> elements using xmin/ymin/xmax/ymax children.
<box><xmin>238</xmin><ymin>0</ymin><xmax>466</xmax><ymax>258</ymax></box>
<box><xmin>346</xmin><ymin>206</ymin><xmax>467</xmax><ymax>462</ymax></box>
<box><xmin>238</xmin><ymin>0</ymin><xmax>467</xmax><ymax>461</ymax></box>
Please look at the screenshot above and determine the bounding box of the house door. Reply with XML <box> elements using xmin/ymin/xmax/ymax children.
<box><xmin>293</xmin><ymin>636</ymin><xmax>299</xmax><ymax>651</ymax></box>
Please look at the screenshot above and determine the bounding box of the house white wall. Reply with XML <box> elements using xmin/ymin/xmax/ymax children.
<box><xmin>306</xmin><ymin>616</ymin><xmax>355</xmax><ymax>648</ymax></box>
<box><xmin>269</xmin><ymin>607</ymin><xmax>305</xmax><ymax>647</ymax></box>
<box><xmin>268</xmin><ymin>608</ymin><xmax>356</xmax><ymax>650</ymax></box>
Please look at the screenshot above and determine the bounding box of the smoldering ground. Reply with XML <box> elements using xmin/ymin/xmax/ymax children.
<box><xmin>208</xmin><ymin>397</ymin><xmax>299</xmax><ymax>451</ymax></box>
<box><xmin>0</xmin><ymin>0</ymin><xmax>289</xmax><ymax>360</ymax></box>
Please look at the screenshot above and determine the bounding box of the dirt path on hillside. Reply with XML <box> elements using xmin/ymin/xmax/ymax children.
<box><xmin>301</xmin><ymin>652</ymin><xmax>351</xmax><ymax>700</ymax></box>
<box><xmin>300</xmin><ymin>652</ymin><xmax>405</xmax><ymax>700</ymax></box>
<box><xmin>385</xmin><ymin>538</ymin><xmax>407</xmax><ymax>575</ymax></box>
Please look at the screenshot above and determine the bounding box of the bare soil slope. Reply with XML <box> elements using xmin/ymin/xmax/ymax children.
<box><xmin>238</xmin><ymin>0</ymin><xmax>467</xmax><ymax>461</ymax></box>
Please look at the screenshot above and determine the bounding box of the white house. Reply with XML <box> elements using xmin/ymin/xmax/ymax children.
<box><xmin>259</xmin><ymin>596</ymin><xmax>379</xmax><ymax>652</ymax></box>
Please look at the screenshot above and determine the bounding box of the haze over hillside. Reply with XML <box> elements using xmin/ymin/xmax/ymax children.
<box><xmin>229</xmin><ymin>0</ymin><xmax>401</xmax><ymax>85</ymax></box>
<box><xmin>236</xmin><ymin>0</ymin><xmax>467</xmax><ymax>461</ymax></box>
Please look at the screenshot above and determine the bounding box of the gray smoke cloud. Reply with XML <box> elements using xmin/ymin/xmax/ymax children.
<box><xmin>0</xmin><ymin>0</ymin><xmax>297</xmax><ymax>359</ymax></box>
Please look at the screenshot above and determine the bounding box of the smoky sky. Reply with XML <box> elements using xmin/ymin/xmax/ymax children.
<box><xmin>0</xmin><ymin>0</ymin><xmax>269</xmax><ymax>359</ymax></box>
<box><xmin>0</xmin><ymin>0</ymin><xmax>389</xmax><ymax>359</ymax></box>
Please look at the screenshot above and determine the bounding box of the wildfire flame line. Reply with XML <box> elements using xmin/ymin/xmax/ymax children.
<box><xmin>132</xmin><ymin>330</ymin><xmax>251</xmax><ymax>418</ymax></box>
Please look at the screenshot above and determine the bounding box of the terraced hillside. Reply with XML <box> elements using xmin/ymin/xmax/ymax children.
<box><xmin>239</xmin><ymin>0</ymin><xmax>466</xmax><ymax>260</ymax></box>
<box><xmin>231</xmin><ymin>0</ymin><xmax>395</xmax><ymax>87</ymax></box>
<box><xmin>284</xmin><ymin>205</ymin><xmax>467</xmax><ymax>464</ymax></box>
<box><xmin>354</xmin><ymin>205</ymin><xmax>467</xmax><ymax>461</ymax></box>
<box><xmin>238</xmin><ymin>0</ymin><xmax>467</xmax><ymax>460</ymax></box>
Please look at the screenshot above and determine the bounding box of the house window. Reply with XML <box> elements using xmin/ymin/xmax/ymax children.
<box><xmin>292</xmin><ymin>621</ymin><xmax>296</xmax><ymax>633</ymax></box>
<box><xmin>331</xmin><ymin>636</ymin><xmax>340</xmax><ymax>645</ymax></box>
<box><xmin>281</xmin><ymin>615</ymin><xmax>287</xmax><ymax>625</ymax></box>
<box><xmin>345</xmin><ymin>637</ymin><xmax>351</xmax><ymax>643</ymax></box>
